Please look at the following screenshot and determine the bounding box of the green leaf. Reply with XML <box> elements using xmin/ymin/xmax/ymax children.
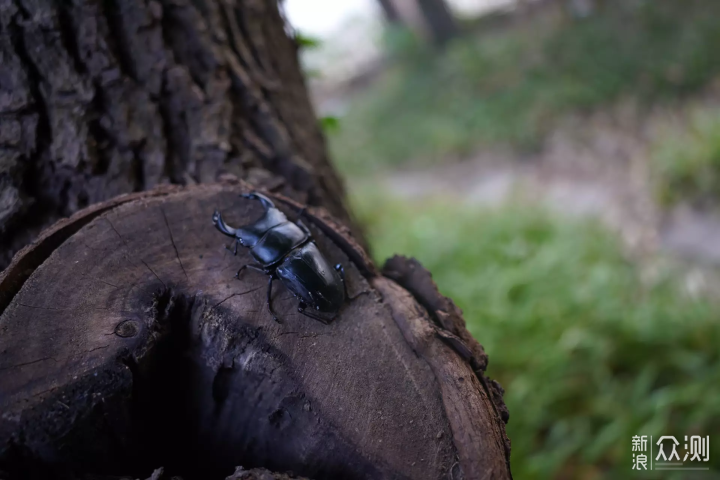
<box><xmin>295</xmin><ymin>32</ymin><xmax>322</xmax><ymax>49</ymax></box>
<box><xmin>320</xmin><ymin>116</ymin><xmax>340</xmax><ymax>133</ymax></box>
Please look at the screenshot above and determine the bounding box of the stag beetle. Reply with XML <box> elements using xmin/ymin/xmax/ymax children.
<box><xmin>213</xmin><ymin>192</ymin><xmax>346</xmax><ymax>324</ymax></box>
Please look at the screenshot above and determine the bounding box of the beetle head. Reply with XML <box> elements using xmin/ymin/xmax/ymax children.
<box><xmin>235</xmin><ymin>192</ymin><xmax>288</xmax><ymax>247</ymax></box>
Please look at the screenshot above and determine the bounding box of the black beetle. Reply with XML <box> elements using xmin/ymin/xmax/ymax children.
<box><xmin>213</xmin><ymin>192</ymin><xmax>346</xmax><ymax>324</ymax></box>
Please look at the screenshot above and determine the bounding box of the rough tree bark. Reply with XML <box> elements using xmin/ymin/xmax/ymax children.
<box><xmin>415</xmin><ymin>0</ymin><xmax>459</xmax><ymax>47</ymax></box>
<box><xmin>0</xmin><ymin>0</ymin><xmax>511</xmax><ymax>479</ymax></box>
<box><xmin>0</xmin><ymin>0</ymin><xmax>361</xmax><ymax>270</ymax></box>
<box><xmin>376</xmin><ymin>0</ymin><xmax>403</xmax><ymax>25</ymax></box>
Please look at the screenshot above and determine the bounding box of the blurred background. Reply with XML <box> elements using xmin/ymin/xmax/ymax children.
<box><xmin>283</xmin><ymin>0</ymin><xmax>720</xmax><ymax>477</ymax></box>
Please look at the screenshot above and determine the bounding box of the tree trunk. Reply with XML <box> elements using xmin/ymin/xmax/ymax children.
<box><xmin>376</xmin><ymin>0</ymin><xmax>404</xmax><ymax>25</ymax></box>
<box><xmin>415</xmin><ymin>0</ymin><xmax>459</xmax><ymax>47</ymax></box>
<box><xmin>0</xmin><ymin>1</ymin><xmax>511</xmax><ymax>479</ymax></box>
<box><xmin>0</xmin><ymin>0</ymin><xmax>362</xmax><ymax>271</ymax></box>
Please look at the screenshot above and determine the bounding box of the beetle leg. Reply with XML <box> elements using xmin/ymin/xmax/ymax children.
<box><xmin>225</xmin><ymin>237</ymin><xmax>240</xmax><ymax>256</ymax></box>
<box><xmin>333</xmin><ymin>264</ymin><xmax>369</xmax><ymax>302</ymax></box>
<box><xmin>293</xmin><ymin>207</ymin><xmax>313</xmax><ymax>235</ymax></box>
<box><xmin>297</xmin><ymin>302</ymin><xmax>332</xmax><ymax>325</ymax></box>
<box><xmin>335</xmin><ymin>264</ymin><xmax>348</xmax><ymax>299</ymax></box>
<box><xmin>266</xmin><ymin>275</ymin><xmax>281</xmax><ymax>323</ymax></box>
<box><xmin>235</xmin><ymin>263</ymin><xmax>264</xmax><ymax>279</ymax></box>
<box><xmin>298</xmin><ymin>219</ymin><xmax>311</xmax><ymax>236</ymax></box>
<box><xmin>296</xmin><ymin>207</ymin><xmax>311</xmax><ymax>235</ymax></box>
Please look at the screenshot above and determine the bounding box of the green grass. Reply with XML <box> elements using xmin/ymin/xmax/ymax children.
<box><xmin>352</xmin><ymin>191</ymin><xmax>720</xmax><ymax>479</ymax></box>
<box><xmin>328</xmin><ymin>0</ymin><xmax>720</xmax><ymax>176</ymax></box>
<box><xmin>651</xmin><ymin>108</ymin><xmax>720</xmax><ymax>208</ymax></box>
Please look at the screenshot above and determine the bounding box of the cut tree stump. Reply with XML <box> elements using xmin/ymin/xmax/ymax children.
<box><xmin>0</xmin><ymin>182</ymin><xmax>511</xmax><ymax>480</ymax></box>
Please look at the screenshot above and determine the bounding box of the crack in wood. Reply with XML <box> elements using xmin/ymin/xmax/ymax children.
<box><xmin>276</xmin><ymin>331</ymin><xmax>330</xmax><ymax>339</ymax></box>
<box><xmin>141</xmin><ymin>259</ymin><xmax>166</xmax><ymax>289</ymax></box>
<box><xmin>0</xmin><ymin>356</ymin><xmax>57</xmax><ymax>372</ymax></box>
<box><xmin>79</xmin><ymin>272</ymin><xmax>120</xmax><ymax>289</ymax></box>
<box><xmin>106</xmin><ymin>216</ymin><xmax>167</xmax><ymax>289</ymax></box>
<box><xmin>85</xmin><ymin>344</ymin><xmax>110</xmax><ymax>354</ymax></box>
<box><xmin>211</xmin><ymin>285</ymin><xmax>263</xmax><ymax>310</ymax></box>
<box><xmin>105</xmin><ymin>217</ymin><xmax>129</xmax><ymax>248</ymax></box>
<box><xmin>160</xmin><ymin>206</ymin><xmax>189</xmax><ymax>283</ymax></box>
<box><xmin>17</xmin><ymin>303</ymin><xmax>70</xmax><ymax>312</ymax></box>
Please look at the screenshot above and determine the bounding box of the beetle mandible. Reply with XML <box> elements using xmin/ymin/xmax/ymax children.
<box><xmin>212</xmin><ymin>192</ymin><xmax>346</xmax><ymax>324</ymax></box>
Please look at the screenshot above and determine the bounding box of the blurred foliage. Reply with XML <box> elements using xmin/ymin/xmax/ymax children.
<box><xmin>294</xmin><ymin>31</ymin><xmax>322</xmax><ymax>49</ymax></box>
<box><xmin>352</xmin><ymin>190</ymin><xmax>720</xmax><ymax>479</ymax></box>
<box><xmin>328</xmin><ymin>0</ymin><xmax>720</xmax><ymax>176</ymax></box>
<box><xmin>651</xmin><ymin>108</ymin><xmax>720</xmax><ymax>208</ymax></box>
<box><xmin>319</xmin><ymin>115</ymin><xmax>341</xmax><ymax>133</ymax></box>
